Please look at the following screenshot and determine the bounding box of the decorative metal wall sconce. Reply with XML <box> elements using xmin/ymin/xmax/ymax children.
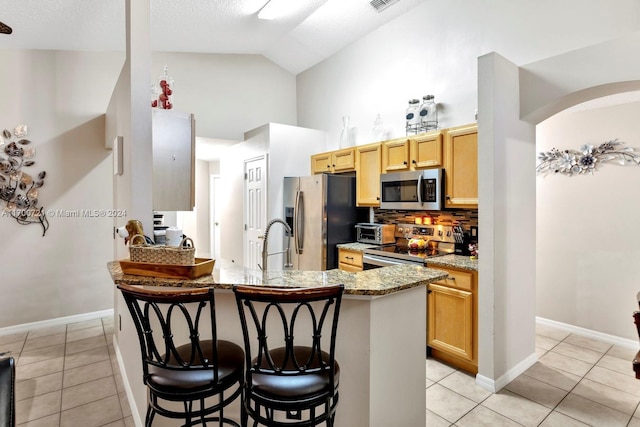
<box><xmin>536</xmin><ymin>139</ymin><xmax>640</xmax><ymax>177</ymax></box>
<box><xmin>0</xmin><ymin>125</ymin><xmax>49</xmax><ymax>236</ymax></box>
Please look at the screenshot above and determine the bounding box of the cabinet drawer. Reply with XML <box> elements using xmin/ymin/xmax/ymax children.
<box><xmin>434</xmin><ymin>269</ymin><xmax>473</xmax><ymax>291</ymax></box>
<box><xmin>339</xmin><ymin>263</ymin><xmax>362</xmax><ymax>273</ymax></box>
<box><xmin>338</xmin><ymin>249</ymin><xmax>363</xmax><ymax>267</ymax></box>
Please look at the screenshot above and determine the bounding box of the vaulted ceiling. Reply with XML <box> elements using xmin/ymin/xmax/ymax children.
<box><xmin>1</xmin><ymin>0</ymin><xmax>426</xmax><ymax>74</ymax></box>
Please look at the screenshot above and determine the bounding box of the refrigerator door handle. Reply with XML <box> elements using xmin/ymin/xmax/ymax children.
<box><xmin>296</xmin><ymin>190</ymin><xmax>304</xmax><ymax>254</ymax></box>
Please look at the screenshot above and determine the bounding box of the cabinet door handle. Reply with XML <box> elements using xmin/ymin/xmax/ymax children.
<box><xmin>412</xmin><ymin>159</ymin><xmax>417</xmax><ymax>164</ymax></box>
<box><xmin>346</xmin><ymin>256</ymin><xmax>353</xmax><ymax>260</ymax></box>
<box><xmin>427</xmin><ymin>290</ymin><xmax>432</xmax><ymax>294</ymax></box>
<box><xmin>447</xmin><ymin>276</ymin><xmax>456</xmax><ymax>280</ymax></box>
<box><xmin>403</xmin><ymin>161</ymin><xmax>408</xmax><ymax>165</ymax></box>
<box><xmin>446</xmin><ymin>195</ymin><xmax>451</xmax><ymax>200</ymax></box>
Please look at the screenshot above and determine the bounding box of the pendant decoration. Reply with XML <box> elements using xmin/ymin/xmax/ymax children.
<box><xmin>536</xmin><ymin>139</ymin><xmax>640</xmax><ymax>176</ymax></box>
<box><xmin>0</xmin><ymin>125</ymin><xmax>49</xmax><ymax>236</ymax></box>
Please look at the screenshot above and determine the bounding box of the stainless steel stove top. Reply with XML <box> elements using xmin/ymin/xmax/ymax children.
<box><xmin>362</xmin><ymin>223</ymin><xmax>456</xmax><ymax>267</ymax></box>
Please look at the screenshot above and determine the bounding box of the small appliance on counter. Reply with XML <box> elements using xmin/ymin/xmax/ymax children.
<box><xmin>355</xmin><ymin>223</ymin><xmax>396</xmax><ymax>245</ymax></box>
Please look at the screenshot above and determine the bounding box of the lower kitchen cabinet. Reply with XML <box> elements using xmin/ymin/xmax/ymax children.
<box><xmin>338</xmin><ymin>248</ymin><xmax>363</xmax><ymax>272</ymax></box>
<box><xmin>427</xmin><ymin>266</ymin><xmax>477</xmax><ymax>374</ymax></box>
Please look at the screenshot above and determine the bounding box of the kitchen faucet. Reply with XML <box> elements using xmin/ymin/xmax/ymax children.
<box><xmin>258</xmin><ymin>218</ymin><xmax>293</xmax><ymax>271</ymax></box>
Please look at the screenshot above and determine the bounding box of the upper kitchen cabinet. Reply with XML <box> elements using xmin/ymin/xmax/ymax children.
<box><xmin>310</xmin><ymin>147</ymin><xmax>356</xmax><ymax>174</ymax></box>
<box><xmin>381</xmin><ymin>137</ymin><xmax>410</xmax><ymax>172</ymax></box>
<box><xmin>444</xmin><ymin>124</ymin><xmax>478</xmax><ymax>209</ymax></box>
<box><xmin>152</xmin><ymin>108</ymin><xmax>195</xmax><ymax>211</ymax></box>
<box><xmin>355</xmin><ymin>143</ymin><xmax>382</xmax><ymax>207</ymax></box>
<box><xmin>381</xmin><ymin>131</ymin><xmax>443</xmax><ymax>173</ymax></box>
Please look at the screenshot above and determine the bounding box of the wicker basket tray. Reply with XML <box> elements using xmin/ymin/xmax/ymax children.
<box><xmin>119</xmin><ymin>258</ymin><xmax>215</xmax><ymax>279</ymax></box>
<box><xmin>128</xmin><ymin>234</ymin><xmax>195</xmax><ymax>265</ymax></box>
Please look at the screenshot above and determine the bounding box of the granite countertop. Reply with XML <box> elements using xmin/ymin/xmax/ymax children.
<box><xmin>107</xmin><ymin>258</ymin><xmax>448</xmax><ymax>296</ymax></box>
<box><xmin>426</xmin><ymin>254</ymin><xmax>479</xmax><ymax>272</ymax></box>
<box><xmin>336</xmin><ymin>242</ymin><xmax>379</xmax><ymax>251</ymax></box>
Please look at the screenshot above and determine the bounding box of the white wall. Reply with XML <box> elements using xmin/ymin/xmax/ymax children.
<box><xmin>151</xmin><ymin>52</ymin><xmax>297</xmax><ymax>141</ymax></box>
<box><xmin>217</xmin><ymin>123</ymin><xmax>327</xmax><ymax>268</ymax></box>
<box><xmin>296</xmin><ymin>0</ymin><xmax>640</xmax><ymax>145</ymax></box>
<box><xmin>0</xmin><ymin>49</ymin><xmax>124</xmax><ymax>328</ymax></box>
<box><xmin>537</xmin><ymin>100</ymin><xmax>640</xmax><ymax>340</ymax></box>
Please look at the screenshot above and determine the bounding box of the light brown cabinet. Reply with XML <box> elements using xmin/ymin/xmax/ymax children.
<box><xmin>444</xmin><ymin>124</ymin><xmax>478</xmax><ymax>209</ymax></box>
<box><xmin>428</xmin><ymin>266</ymin><xmax>477</xmax><ymax>374</ymax></box>
<box><xmin>338</xmin><ymin>248</ymin><xmax>363</xmax><ymax>272</ymax></box>
<box><xmin>311</xmin><ymin>148</ymin><xmax>356</xmax><ymax>174</ymax></box>
<box><xmin>355</xmin><ymin>143</ymin><xmax>382</xmax><ymax>207</ymax></box>
<box><xmin>381</xmin><ymin>131</ymin><xmax>443</xmax><ymax>173</ymax></box>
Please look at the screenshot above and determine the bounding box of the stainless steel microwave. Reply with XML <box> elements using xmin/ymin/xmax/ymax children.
<box><xmin>379</xmin><ymin>169</ymin><xmax>443</xmax><ymax>210</ymax></box>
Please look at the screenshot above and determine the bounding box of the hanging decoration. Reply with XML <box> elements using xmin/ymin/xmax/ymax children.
<box><xmin>536</xmin><ymin>139</ymin><xmax>640</xmax><ymax>177</ymax></box>
<box><xmin>0</xmin><ymin>124</ymin><xmax>49</xmax><ymax>235</ymax></box>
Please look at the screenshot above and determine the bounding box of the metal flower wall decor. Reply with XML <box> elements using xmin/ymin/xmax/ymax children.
<box><xmin>536</xmin><ymin>139</ymin><xmax>640</xmax><ymax>177</ymax></box>
<box><xmin>0</xmin><ymin>124</ymin><xmax>49</xmax><ymax>235</ymax></box>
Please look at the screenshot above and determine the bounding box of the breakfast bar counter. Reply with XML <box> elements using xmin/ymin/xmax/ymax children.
<box><xmin>108</xmin><ymin>260</ymin><xmax>447</xmax><ymax>427</ymax></box>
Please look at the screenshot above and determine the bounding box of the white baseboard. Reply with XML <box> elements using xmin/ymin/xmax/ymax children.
<box><xmin>113</xmin><ymin>336</ymin><xmax>143</xmax><ymax>427</ymax></box>
<box><xmin>0</xmin><ymin>309</ymin><xmax>114</xmax><ymax>336</ymax></box>
<box><xmin>474</xmin><ymin>317</ymin><xmax>637</xmax><ymax>393</ymax></box>
<box><xmin>536</xmin><ymin>316</ymin><xmax>638</xmax><ymax>350</ymax></box>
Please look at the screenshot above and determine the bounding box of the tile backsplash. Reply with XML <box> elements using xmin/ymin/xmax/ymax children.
<box><xmin>374</xmin><ymin>209</ymin><xmax>478</xmax><ymax>231</ymax></box>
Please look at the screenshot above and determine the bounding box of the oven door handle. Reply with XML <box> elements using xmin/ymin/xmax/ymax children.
<box><xmin>363</xmin><ymin>253</ymin><xmax>423</xmax><ymax>267</ymax></box>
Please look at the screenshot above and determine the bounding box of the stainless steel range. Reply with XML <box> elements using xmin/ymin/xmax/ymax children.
<box><xmin>362</xmin><ymin>223</ymin><xmax>456</xmax><ymax>268</ymax></box>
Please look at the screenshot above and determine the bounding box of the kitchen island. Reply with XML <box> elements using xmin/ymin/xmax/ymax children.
<box><xmin>108</xmin><ymin>260</ymin><xmax>448</xmax><ymax>427</ymax></box>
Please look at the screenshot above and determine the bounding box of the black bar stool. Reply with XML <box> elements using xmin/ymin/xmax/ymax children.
<box><xmin>233</xmin><ymin>284</ymin><xmax>344</xmax><ymax>427</ymax></box>
<box><xmin>118</xmin><ymin>284</ymin><xmax>244</xmax><ymax>426</ymax></box>
<box><xmin>0</xmin><ymin>356</ymin><xmax>15</xmax><ymax>427</ymax></box>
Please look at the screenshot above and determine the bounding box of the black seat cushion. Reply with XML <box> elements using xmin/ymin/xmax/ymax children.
<box><xmin>251</xmin><ymin>346</ymin><xmax>339</xmax><ymax>399</ymax></box>
<box><xmin>147</xmin><ymin>340</ymin><xmax>244</xmax><ymax>394</ymax></box>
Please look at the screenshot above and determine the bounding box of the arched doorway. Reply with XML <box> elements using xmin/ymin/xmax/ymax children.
<box><xmin>476</xmin><ymin>31</ymin><xmax>640</xmax><ymax>392</ymax></box>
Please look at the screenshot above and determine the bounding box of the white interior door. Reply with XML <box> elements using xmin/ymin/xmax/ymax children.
<box><xmin>244</xmin><ymin>155</ymin><xmax>267</xmax><ymax>269</ymax></box>
<box><xmin>209</xmin><ymin>175</ymin><xmax>221</xmax><ymax>259</ymax></box>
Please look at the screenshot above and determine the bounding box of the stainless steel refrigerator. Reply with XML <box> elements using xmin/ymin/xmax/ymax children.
<box><xmin>283</xmin><ymin>174</ymin><xmax>364</xmax><ymax>271</ymax></box>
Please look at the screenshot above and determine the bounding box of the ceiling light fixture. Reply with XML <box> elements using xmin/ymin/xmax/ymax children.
<box><xmin>258</xmin><ymin>0</ymin><xmax>293</xmax><ymax>20</ymax></box>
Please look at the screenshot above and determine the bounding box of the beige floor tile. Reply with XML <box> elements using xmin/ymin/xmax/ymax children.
<box><xmin>16</xmin><ymin>413</ymin><xmax>60</xmax><ymax>427</ymax></box>
<box><xmin>596</xmin><ymin>354</ymin><xmax>637</xmax><ymax>376</ymax></box>
<box><xmin>101</xmin><ymin>421</ymin><xmax>126</xmax><ymax>427</ymax></box>
<box><xmin>606</xmin><ymin>345</ymin><xmax>637</xmax><ymax>361</ymax></box>
<box><xmin>60</xmin><ymin>395</ymin><xmax>122</xmax><ymax>427</ymax></box>
<box><xmin>16</xmin><ymin>357</ymin><xmax>64</xmax><ymax>381</ymax></box>
<box><xmin>522</xmin><ymin>362</ymin><xmax>582</xmax><ymax>391</ymax></box>
<box><xmin>539</xmin><ymin>411</ymin><xmax>590</xmax><ymax>426</ymax></box>
<box><xmin>585</xmin><ymin>366</ymin><xmax>640</xmax><ymax>397</ymax></box>
<box><xmin>426</xmin><ymin>409</ymin><xmax>452</xmax><ymax>427</ymax></box>
<box><xmin>505</xmin><ymin>374</ymin><xmax>568</xmax><ymax>409</ymax></box>
<box><xmin>426</xmin><ymin>376</ymin><xmax>434</xmax><ymax>388</ymax></box>
<box><xmin>64</xmin><ymin>335</ymin><xmax>107</xmax><ymax>355</ymax></box>
<box><xmin>16</xmin><ymin>372</ymin><xmax>63</xmax><ymax>402</ymax></box>
<box><xmin>15</xmin><ymin>389</ymin><xmax>62</xmax><ymax>424</ymax></box>
<box><xmin>66</xmin><ymin>318</ymin><xmax>103</xmax><ymax>332</ymax></box>
<box><xmin>538</xmin><ymin>350</ymin><xmax>594</xmax><ymax>377</ymax></box>
<box><xmin>22</xmin><ymin>333</ymin><xmax>65</xmax><ymax>352</ymax></box>
<box><xmin>61</xmin><ymin>376</ymin><xmax>117</xmax><ymax>411</ymax></box>
<box><xmin>0</xmin><ymin>340</ymin><xmax>26</xmax><ymax>355</ymax></box>
<box><xmin>551</xmin><ymin>341</ymin><xmax>605</xmax><ymax>364</ymax></box>
<box><xmin>536</xmin><ymin>324</ymin><xmax>571</xmax><ymax>341</ymax></box>
<box><xmin>439</xmin><ymin>370</ymin><xmax>492</xmax><ymax>403</ymax></box>
<box><xmin>455</xmin><ymin>405</ymin><xmax>522</xmax><ymax>427</ymax></box>
<box><xmin>563</xmin><ymin>334</ymin><xmax>612</xmax><ymax>353</ymax></box>
<box><xmin>63</xmin><ymin>359</ymin><xmax>113</xmax><ymax>388</ymax></box>
<box><xmin>629</xmin><ymin>417</ymin><xmax>640</xmax><ymax>427</ymax></box>
<box><xmin>0</xmin><ymin>331</ymin><xmax>28</xmax><ymax>346</ymax></box>
<box><xmin>571</xmin><ymin>378</ymin><xmax>640</xmax><ymax>415</ymax></box>
<box><xmin>535</xmin><ymin>347</ymin><xmax>548</xmax><ymax>359</ymax></box>
<box><xmin>18</xmin><ymin>344</ymin><xmax>65</xmax><ymax>367</ymax></box>
<box><xmin>481</xmin><ymin>389</ymin><xmax>551</xmax><ymax>427</ymax></box>
<box><xmin>118</xmin><ymin>391</ymin><xmax>132</xmax><ymax>418</ymax></box>
<box><xmin>426</xmin><ymin>357</ymin><xmax>456</xmax><ymax>382</ymax></box>
<box><xmin>66</xmin><ymin>325</ymin><xmax>104</xmax><ymax>344</ymax></box>
<box><xmin>426</xmin><ymin>383</ymin><xmax>476</xmax><ymax>423</ymax></box>
<box><xmin>103</xmin><ymin>322</ymin><xmax>115</xmax><ymax>335</ymax></box>
<box><xmin>26</xmin><ymin>325</ymin><xmax>66</xmax><ymax>340</ymax></box>
<box><xmin>536</xmin><ymin>334</ymin><xmax>560</xmax><ymax>351</ymax></box>
<box><xmin>556</xmin><ymin>393</ymin><xmax>631</xmax><ymax>427</ymax></box>
<box><xmin>63</xmin><ymin>345</ymin><xmax>110</xmax><ymax>370</ymax></box>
